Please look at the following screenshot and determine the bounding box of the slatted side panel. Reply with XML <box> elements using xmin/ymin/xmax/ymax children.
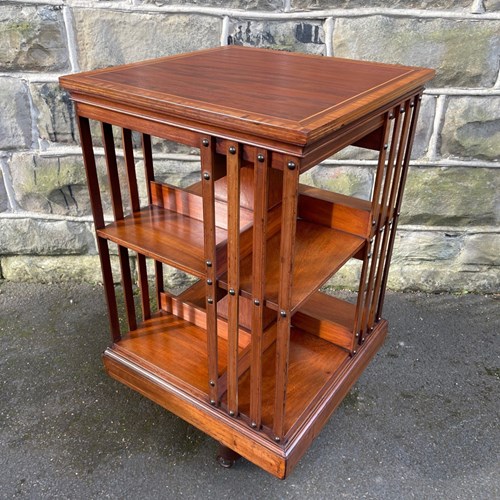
<box><xmin>77</xmin><ymin>116</ymin><xmax>121</xmax><ymax>342</ymax></box>
<box><xmin>377</xmin><ymin>94</ymin><xmax>423</xmax><ymax>319</ymax></box>
<box><xmin>273</xmin><ymin>157</ymin><xmax>300</xmax><ymax>440</ymax></box>
<box><xmin>249</xmin><ymin>148</ymin><xmax>270</xmax><ymax>430</ymax></box>
<box><xmin>200</xmin><ymin>136</ymin><xmax>219</xmax><ymax>404</ymax></box>
<box><xmin>353</xmin><ymin>93</ymin><xmax>423</xmax><ymax>347</ymax></box>
<box><xmin>142</xmin><ymin>133</ymin><xmax>164</xmax><ymax>308</ymax></box>
<box><xmin>368</xmin><ymin>98</ymin><xmax>413</xmax><ymax>328</ymax></box>
<box><xmin>360</xmin><ymin>105</ymin><xmax>404</xmax><ymax>339</ymax></box>
<box><xmin>226</xmin><ymin>142</ymin><xmax>241</xmax><ymax>417</ymax></box>
<box><xmin>352</xmin><ymin>113</ymin><xmax>392</xmax><ymax>349</ymax></box>
<box><xmin>101</xmin><ymin>123</ymin><xmax>137</xmax><ymax>332</ymax></box>
<box><xmin>351</xmin><ymin>243</ymin><xmax>370</xmax><ymax>351</ymax></box>
<box><xmin>122</xmin><ymin>128</ymin><xmax>151</xmax><ymax>321</ymax></box>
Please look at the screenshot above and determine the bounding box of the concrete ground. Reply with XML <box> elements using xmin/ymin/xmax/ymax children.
<box><xmin>0</xmin><ymin>281</ymin><xmax>498</xmax><ymax>499</ymax></box>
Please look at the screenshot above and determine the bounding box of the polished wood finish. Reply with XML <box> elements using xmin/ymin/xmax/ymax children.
<box><xmin>101</xmin><ymin>122</ymin><xmax>138</xmax><ymax>332</ymax></box>
<box><xmin>61</xmin><ymin>46</ymin><xmax>433</xmax><ymax>479</ymax></box>
<box><xmin>297</xmin><ymin>184</ymin><xmax>372</xmax><ymax>238</ymax></box>
<box><xmin>220</xmin><ymin>221</ymin><xmax>365</xmax><ymax>312</ymax></box>
<box><xmin>160</xmin><ymin>283</ymin><xmax>252</xmax><ymax>350</ymax></box>
<box><xmin>60</xmin><ymin>46</ymin><xmax>433</xmax><ymax>151</ymax></box>
<box><xmin>141</xmin><ymin>133</ymin><xmax>164</xmax><ymax>309</ymax></box>
<box><xmin>292</xmin><ymin>292</ymin><xmax>355</xmax><ymax>352</ymax></box>
<box><xmin>250</xmin><ymin>148</ymin><xmax>270</xmax><ymax>429</ymax></box>
<box><xmin>200</xmin><ymin>136</ymin><xmax>219</xmax><ymax>403</ymax></box>
<box><xmin>102</xmin><ymin>317</ymin><xmax>387</xmax><ymax>478</ymax></box>
<box><xmin>76</xmin><ymin>115</ymin><xmax>121</xmax><ymax>342</ymax></box>
<box><xmin>226</xmin><ymin>141</ymin><xmax>241</xmax><ymax>417</ymax></box>
<box><xmin>97</xmin><ymin>206</ymin><xmax>225</xmax><ymax>278</ymax></box>
<box><xmin>122</xmin><ymin>128</ymin><xmax>151</xmax><ymax>321</ymax></box>
<box><xmin>273</xmin><ymin>159</ymin><xmax>300</xmax><ymax>439</ymax></box>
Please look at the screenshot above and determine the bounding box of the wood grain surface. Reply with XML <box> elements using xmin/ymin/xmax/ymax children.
<box><xmin>60</xmin><ymin>46</ymin><xmax>434</xmax><ymax>148</ymax></box>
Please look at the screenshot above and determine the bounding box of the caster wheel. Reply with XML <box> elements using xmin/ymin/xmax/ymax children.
<box><xmin>216</xmin><ymin>444</ymin><xmax>241</xmax><ymax>469</ymax></box>
<box><xmin>217</xmin><ymin>454</ymin><xmax>235</xmax><ymax>468</ymax></box>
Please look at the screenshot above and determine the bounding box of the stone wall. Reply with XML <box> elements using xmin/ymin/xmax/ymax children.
<box><xmin>0</xmin><ymin>0</ymin><xmax>498</xmax><ymax>292</ymax></box>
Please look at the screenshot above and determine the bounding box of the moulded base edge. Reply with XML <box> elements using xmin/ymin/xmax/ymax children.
<box><xmin>102</xmin><ymin>319</ymin><xmax>388</xmax><ymax>479</ymax></box>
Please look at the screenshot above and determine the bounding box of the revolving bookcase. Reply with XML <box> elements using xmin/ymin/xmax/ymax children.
<box><xmin>60</xmin><ymin>46</ymin><xmax>434</xmax><ymax>478</ymax></box>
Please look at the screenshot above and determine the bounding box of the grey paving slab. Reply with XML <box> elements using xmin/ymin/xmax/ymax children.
<box><xmin>0</xmin><ymin>282</ymin><xmax>498</xmax><ymax>499</ymax></box>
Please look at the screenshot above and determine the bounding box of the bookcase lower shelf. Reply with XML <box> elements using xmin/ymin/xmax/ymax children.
<box><xmin>103</xmin><ymin>316</ymin><xmax>387</xmax><ymax>479</ymax></box>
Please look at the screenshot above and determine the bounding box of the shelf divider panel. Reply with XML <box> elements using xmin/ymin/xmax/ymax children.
<box><xmin>250</xmin><ymin>147</ymin><xmax>270</xmax><ymax>429</ymax></box>
<box><xmin>142</xmin><ymin>132</ymin><xmax>164</xmax><ymax>307</ymax></box>
<box><xmin>123</xmin><ymin>127</ymin><xmax>151</xmax><ymax>321</ymax></box>
<box><xmin>292</xmin><ymin>292</ymin><xmax>355</xmax><ymax>352</ymax></box>
<box><xmin>226</xmin><ymin>141</ymin><xmax>241</xmax><ymax>417</ymax></box>
<box><xmin>273</xmin><ymin>157</ymin><xmax>300</xmax><ymax>440</ymax></box>
<box><xmin>200</xmin><ymin>135</ymin><xmax>219</xmax><ymax>403</ymax></box>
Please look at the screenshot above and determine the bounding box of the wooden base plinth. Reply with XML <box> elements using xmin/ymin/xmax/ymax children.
<box><xmin>102</xmin><ymin>319</ymin><xmax>387</xmax><ymax>479</ymax></box>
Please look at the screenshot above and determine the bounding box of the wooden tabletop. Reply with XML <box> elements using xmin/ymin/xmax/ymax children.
<box><xmin>60</xmin><ymin>46</ymin><xmax>434</xmax><ymax>147</ymax></box>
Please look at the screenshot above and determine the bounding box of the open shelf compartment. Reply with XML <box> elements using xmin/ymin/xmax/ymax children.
<box><xmin>108</xmin><ymin>301</ymin><xmax>354</xmax><ymax>441</ymax></box>
<box><xmin>219</xmin><ymin>219</ymin><xmax>365</xmax><ymax>313</ymax></box>
<box><xmin>293</xmin><ymin>291</ymin><xmax>357</xmax><ymax>352</ymax></box>
<box><xmin>97</xmin><ymin>205</ymin><xmax>222</xmax><ymax>278</ymax></box>
<box><xmin>110</xmin><ymin>309</ymin><xmax>241</xmax><ymax>399</ymax></box>
<box><xmin>229</xmin><ymin>326</ymin><xmax>351</xmax><ymax>437</ymax></box>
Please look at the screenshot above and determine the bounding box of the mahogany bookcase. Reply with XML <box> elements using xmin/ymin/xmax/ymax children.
<box><xmin>60</xmin><ymin>46</ymin><xmax>434</xmax><ymax>478</ymax></box>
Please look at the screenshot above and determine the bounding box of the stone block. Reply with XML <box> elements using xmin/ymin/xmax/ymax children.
<box><xmin>457</xmin><ymin>233</ymin><xmax>499</xmax><ymax>266</ymax></box>
<box><xmin>0</xmin><ymin>255</ymin><xmax>122</xmax><ymax>283</ymax></box>
<box><xmin>333</xmin><ymin>17</ymin><xmax>500</xmax><ymax>88</ymax></box>
<box><xmin>386</xmin><ymin>261</ymin><xmax>498</xmax><ymax>293</ymax></box>
<box><xmin>440</xmin><ymin>97</ymin><xmax>500</xmax><ymax>161</ymax></box>
<box><xmin>8</xmin><ymin>153</ymin><xmax>120</xmax><ymax>217</ymax></box>
<box><xmin>136</xmin><ymin>0</ymin><xmax>283</xmax><ymax>9</ymax></box>
<box><xmin>73</xmin><ymin>10</ymin><xmax>221</xmax><ymax>70</ymax></box>
<box><xmin>484</xmin><ymin>0</ymin><xmax>500</xmax><ymax>11</ymax></box>
<box><xmin>9</xmin><ymin>152</ymin><xmax>202</xmax><ymax>217</ymax></box>
<box><xmin>30</xmin><ymin>83</ymin><xmax>77</xmax><ymax>146</ymax></box>
<box><xmin>300</xmin><ymin>164</ymin><xmax>373</xmax><ymax>200</ymax></box>
<box><xmin>326</xmin><ymin>229</ymin><xmax>500</xmax><ymax>292</ymax></box>
<box><xmin>10</xmin><ymin>153</ymin><xmax>88</xmax><ymax>216</ymax></box>
<box><xmin>390</xmin><ymin>228</ymin><xmax>500</xmax><ymax>293</ymax></box>
<box><xmin>0</xmin><ymin>218</ymin><xmax>95</xmax><ymax>255</ymax></box>
<box><xmin>324</xmin><ymin>259</ymin><xmax>363</xmax><ymax>291</ymax></box>
<box><xmin>0</xmin><ymin>78</ymin><xmax>32</xmax><ymax>150</ymax></box>
<box><xmin>291</xmin><ymin>0</ymin><xmax>470</xmax><ymax>9</ymax></box>
<box><xmin>145</xmin><ymin>260</ymin><xmax>198</xmax><ymax>292</ymax></box>
<box><xmin>150</xmin><ymin>137</ymin><xmax>199</xmax><ymax>156</ymax></box>
<box><xmin>227</xmin><ymin>19</ymin><xmax>325</xmax><ymax>55</ymax></box>
<box><xmin>148</xmin><ymin>157</ymin><xmax>201</xmax><ymax>188</ymax></box>
<box><xmin>0</xmin><ymin>5</ymin><xmax>69</xmax><ymax>71</ymax></box>
<box><xmin>400</xmin><ymin>166</ymin><xmax>499</xmax><ymax>226</ymax></box>
<box><xmin>392</xmin><ymin>230</ymin><xmax>463</xmax><ymax>263</ymax></box>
